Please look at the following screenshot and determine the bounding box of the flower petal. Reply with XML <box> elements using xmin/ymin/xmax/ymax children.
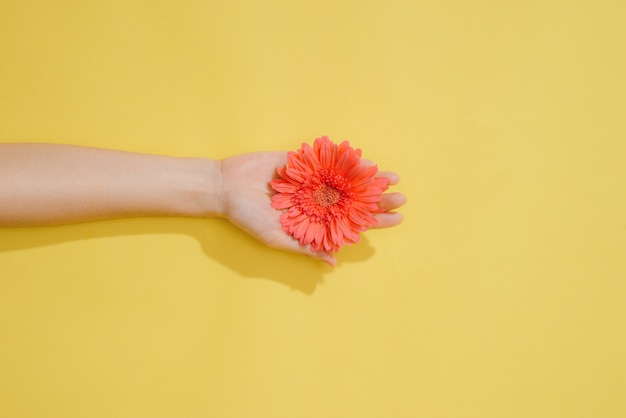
<box><xmin>304</xmin><ymin>221</ymin><xmax>321</xmax><ymax>244</ymax></box>
<box><xmin>337</xmin><ymin>217</ymin><xmax>360</xmax><ymax>243</ymax></box>
<box><xmin>271</xmin><ymin>193</ymin><xmax>294</xmax><ymax>209</ymax></box>
<box><xmin>359</xmin><ymin>186</ymin><xmax>384</xmax><ymax>197</ymax></box>
<box><xmin>357</xmin><ymin>194</ymin><xmax>383</xmax><ymax>203</ymax></box>
<box><xmin>271</xmin><ymin>181</ymin><xmax>299</xmax><ymax>193</ymax></box>
<box><xmin>285</xmin><ymin>167</ymin><xmax>306</xmax><ymax>183</ymax></box>
<box><xmin>330</xmin><ymin>219</ymin><xmax>344</xmax><ymax>246</ymax></box>
<box><xmin>294</xmin><ymin>217</ymin><xmax>311</xmax><ymax>242</ymax></box>
<box><xmin>302</xmin><ymin>142</ymin><xmax>319</xmax><ymax>170</ymax></box>
<box><xmin>314</xmin><ymin>222</ymin><xmax>326</xmax><ymax>245</ymax></box>
<box><xmin>348</xmin><ymin>209</ymin><xmax>367</xmax><ymax>226</ymax></box>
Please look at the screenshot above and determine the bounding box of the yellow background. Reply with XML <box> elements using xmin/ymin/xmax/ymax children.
<box><xmin>1</xmin><ymin>1</ymin><xmax>625</xmax><ymax>417</ymax></box>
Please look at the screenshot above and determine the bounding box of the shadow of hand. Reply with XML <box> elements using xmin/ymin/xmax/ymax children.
<box><xmin>0</xmin><ymin>218</ymin><xmax>378</xmax><ymax>294</ymax></box>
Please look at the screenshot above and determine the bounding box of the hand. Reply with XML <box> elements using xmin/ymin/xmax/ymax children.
<box><xmin>219</xmin><ymin>151</ymin><xmax>406</xmax><ymax>267</ymax></box>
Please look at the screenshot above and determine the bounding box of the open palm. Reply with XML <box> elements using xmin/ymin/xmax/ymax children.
<box><xmin>220</xmin><ymin>151</ymin><xmax>405</xmax><ymax>267</ymax></box>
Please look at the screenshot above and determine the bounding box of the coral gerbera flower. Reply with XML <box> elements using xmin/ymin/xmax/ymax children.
<box><xmin>270</xmin><ymin>136</ymin><xmax>389</xmax><ymax>253</ymax></box>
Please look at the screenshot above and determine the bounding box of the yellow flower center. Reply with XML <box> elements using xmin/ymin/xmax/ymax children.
<box><xmin>312</xmin><ymin>184</ymin><xmax>341</xmax><ymax>207</ymax></box>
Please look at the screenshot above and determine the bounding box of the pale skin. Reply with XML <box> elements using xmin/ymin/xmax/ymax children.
<box><xmin>0</xmin><ymin>143</ymin><xmax>406</xmax><ymax>266</ymax></box>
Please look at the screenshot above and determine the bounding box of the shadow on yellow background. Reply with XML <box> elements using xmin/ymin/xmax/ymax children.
<box><xmin>0</xmin><ymin>218</ymin><xmax>371</xmax><ymax>294</ymax></box>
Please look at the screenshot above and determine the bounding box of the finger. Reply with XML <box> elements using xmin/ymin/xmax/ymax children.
<box><xmin>315</xmin><ymin>252</ymin><xmax>337</xmax><ymax>267</ymax></box>
<box><xmin>371</xmin><ymin>212</ymin><xmax>404</xmax><ymax>229</ymax></box>
<box><xmin>360</xmin><ymin>159</ymin><xmax>400</xmax><ymax>185</ymax></box>
<box><xmin>379</xmin><ymin>192</ymin><xmax>407</xmax><ymax>211</ymax></box>
<box><xmin>301</xmin><ymin>245</ymin><xmax>337</xmax><ymax>267</ymax></box>
<box><xmin>376</xmin><ymin>171</ymin><xmax>400</xmax><ymax>185</ymax></box>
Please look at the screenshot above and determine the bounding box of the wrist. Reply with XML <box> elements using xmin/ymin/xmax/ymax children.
<box><xmin>193</xmin><ymin>157</ymin><xmax>224</xmax><ymax>218</ymax></box>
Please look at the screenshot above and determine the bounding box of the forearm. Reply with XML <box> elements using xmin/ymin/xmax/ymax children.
<box><xmin>0</xmin><ymin>143</ymin><xmax>223</xmax><ymax>226</ymax></box>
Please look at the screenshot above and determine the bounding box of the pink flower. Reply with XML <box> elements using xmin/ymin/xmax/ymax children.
<box><xmin>270</xmin><ymin>136</ymin><xmax>389</xmax><ymax>253</ymax></box>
